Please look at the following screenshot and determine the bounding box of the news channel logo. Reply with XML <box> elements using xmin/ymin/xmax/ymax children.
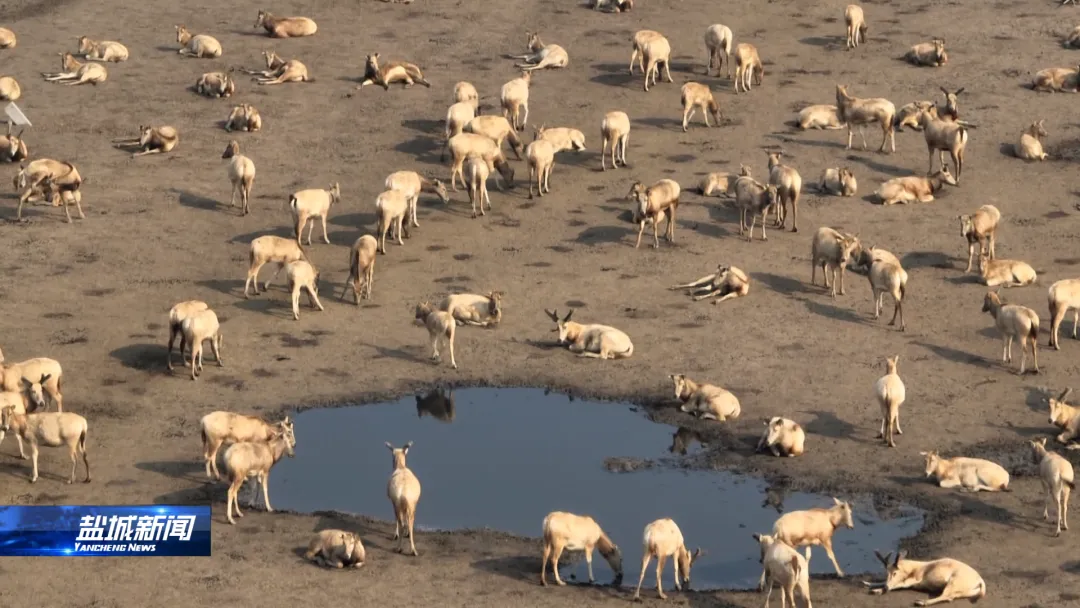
<box><xmin>0</xmin><ymin>505</ymin><xmax>211</xmax><ymax>556</ymax></box>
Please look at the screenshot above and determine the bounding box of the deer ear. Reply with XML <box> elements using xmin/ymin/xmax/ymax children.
<box><xmin>875</xmin><ymin>550</ymin><xmax>891</xmax><ymax>566</ymax></box>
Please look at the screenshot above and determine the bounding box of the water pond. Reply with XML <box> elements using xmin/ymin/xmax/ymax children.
<box><xmin>270</xmin><ymin>387</ymin><xmax>924</xmax><ymax>590</ymax></box>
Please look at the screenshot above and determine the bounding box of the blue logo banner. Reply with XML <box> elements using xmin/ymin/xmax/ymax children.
<box><xmin>0</xmin><ymin>505</ymin><xmax>211</xmax><ymax>556</ymax></box>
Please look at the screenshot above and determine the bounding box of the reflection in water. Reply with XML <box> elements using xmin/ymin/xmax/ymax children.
<box><xmin>272</xmin><ymin>388</ymin><xmax>925</xmax><ymax>591</ymax></box>
<box><xmin>668</xmin><ymin>427</ymin><xmax>703</xmax><ymax>455</ymax></box>
<box><xmin>416</xmin><ymin>388</ymin><xmax>455</xmax><ymax>422</ymax></box>
<box><xmin>761</xmin><ymin>485</ymin><xmax>788</xmax><ymax>514</ymax></box>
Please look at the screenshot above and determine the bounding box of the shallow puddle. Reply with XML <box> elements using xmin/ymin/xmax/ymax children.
<box><xmin>270</xmin><ymin>387</ymin><xmax>924</xmax><ymax>590</ymax></box>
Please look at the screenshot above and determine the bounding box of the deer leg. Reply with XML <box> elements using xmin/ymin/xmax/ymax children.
<box><xmin>30</xmin><ymin>443</ymin><xmax>39</xmax><ymax>482</ymax></box>
<box><xmin>886</xmin><ymin>409</ymin><xmax>896</xmax><ymax>447</ymax></box>
<box><xmin>245</xmin><ymin>262</ymin><xmax>265</xmax><ymax>297</ymax></box>
<box><xmin>692</xmin><ymin>288</ymin><xmax>724</xmax><ymax>301</ymax></box>
<box><xmin>551</xmin><ymin>543</ymin><xmax>567</xmax><ymax>585</ymax></box>
<box><xmin>655</xmin><ymin>555</ymin><xmax>668</xmax><ymax>599</ymax></box>
<box><xmin>915</xmin><ymin>585</ymin><xmax>974</xmax><ymax>607</ymax></box>
<box><xmin>307</xmin><ymin>286</ymin><xmax>325</xmax><ymax>312</ymax></box>
<box><xmin>259</xmin><ymin>472</ymin><xmax>272</xmax><ymax>512</ymax></box>
<box><xmin>633</xmin><ymin>554</ymin><xmax>651</xmax><ymax>599</ymax></box>
<box><xmin>541</xmin><ymin>543</ymin><xmax>552</xmax><ymax>586</ymax></box>
<box><xmin>68</xmin><ymin>194</ymin><xmax>83</xmax><ymax>219</ymax></box>
<box><xmin>763</xmin><ymin>578</ymin><xmax>776</xmax><ymax>606</ymax></box>
<box><xmin>226</xmin><ymin>484</ymin><xmax>237</xmax><ymax>523</ymax></box>
<box><xmin>295</xmin><ymin>215</ymin><xmax>310</xmax><ymax>242</ymax></box>
<box><xmin>1019</xmin><ymin>337</ymin><xmax>1029</xmax><ymax>374</ymax></box>
<box><xmin>713</xmin><ymin>290</ymin><xmax>740</xmax><ymax>304</ymax></box>
<box><xmin>676</xmin><ymin>274</ymin><xmax>718</xmax><ymax>290</ymax></box>
<box><xmin>265</xmin><ymin>262</ymin><xmax>286</xmax><ymax>292</ymax></box>
<box><xmin>822</xmin><ymin>538</ymin><xmax>844</xmax><ymax>577</ymax></box>
<box><xmin>1062</xmin><ymin>485</ymin><xmax>1070</xmax><ymax>531</ymax></box>
<box><xmin>429</xmin><ymin>332</ymin><xmax>440</xmax><ymax>361</ymax></box>
<box><xmin>446</xmin><ymin>329</ymin><xmax>457</xmax><ymax>369</ymax></box>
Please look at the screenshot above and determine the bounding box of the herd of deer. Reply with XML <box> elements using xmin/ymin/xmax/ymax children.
<box><xmin>3</xmin><ymin>2</ymin><xmax>1080</xmax><ymax>605</ymax></box>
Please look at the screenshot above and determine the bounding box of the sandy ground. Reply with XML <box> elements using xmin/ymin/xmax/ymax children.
<box><xmin>3</xmin><ymin>0</ymin><xmax>1080</xmax><ymax>605</ymax></box>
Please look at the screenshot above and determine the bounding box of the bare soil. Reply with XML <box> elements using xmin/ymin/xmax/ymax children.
<box><xmin>3</xmin><ymin>0</ymin><xmax>1080</xmax><ymax>606</ymax></box>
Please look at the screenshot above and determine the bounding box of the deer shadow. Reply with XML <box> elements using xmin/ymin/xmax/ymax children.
<box><xmin>109</xmin><ymin>343</ymin><xmax>171</xmax><ymax>373</ymax></box>
<box><xmin>172</xmin><ymin>189</ymin><xmax>221</xmax><ymax>211</ymax></box>
<box><xmin>574</xmin><ymin>225</ymin><xmax>633</xmax><ymax>245</ymax></box>
<box><xmin>798</xmin><ymin>297</ymin><xmax>866</xmax><ymax>324</ymax></box>
<box><xmin>755</xmin><ymin>272</ymin><xmax>811</xmax><ymax>296</ymax></box>
<box><xmin>911</xmin><ymin>341</ymin><xmax>990</xmax><ymax>369</ymax></box>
